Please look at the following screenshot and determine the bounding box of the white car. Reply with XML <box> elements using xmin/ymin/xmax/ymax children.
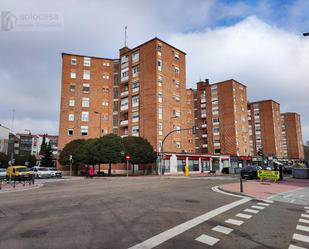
<box><xmin>0</xmin><ymin>168</ymin><xmax>6</xmax><ymax>179</ymax></box>
<box><xmin>48</xmin><ymin>168</ymin><xmax>62</xmax><ymax>178</ymax></box>
<box><xmin>31</xmin><ymin>167</ymin><xmax>51</xmax><ymax>179</ymax></box>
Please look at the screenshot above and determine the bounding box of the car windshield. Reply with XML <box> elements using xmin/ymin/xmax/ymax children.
<box><xmin>16</xmin><ymin>168</ymin><xmax>30</xmax><ymax>172</ymax></box>
<box><xmin>0</xmin><ymin>168</ymin><xmax>6</xmax><ymax>172</ymax></box>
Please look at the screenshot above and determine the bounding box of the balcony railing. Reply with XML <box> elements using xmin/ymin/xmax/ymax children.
<box><xmin>120</xmin><ymin>120</ymin><xmax>129</xmax><ymax>126</ymax></box>
<box><xmin>121</xmin><ymin>90</ymin><xmax>129</xmax><ymax>97</ymax></box>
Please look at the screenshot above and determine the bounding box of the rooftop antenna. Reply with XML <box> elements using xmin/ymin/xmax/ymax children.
<box><xmin>11</xmin><ymin>109</ymin><xmax>15</xmax><ymax>133</ymax></box>
<box><xmin>124</xmin><ymin>26</ymin><xmax>128</xmax><ymax>47</ymax></box>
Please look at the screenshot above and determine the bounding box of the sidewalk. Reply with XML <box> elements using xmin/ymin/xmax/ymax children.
<box><xmin>221</xmin><ymin>177</ymin><xmax>309</xmax><ymax>200</ymax></box>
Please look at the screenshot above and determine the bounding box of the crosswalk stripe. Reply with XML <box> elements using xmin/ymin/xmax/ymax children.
<box><xmin>304</xmin><ymin>206</ymin><xmax>309</xmax><ymax>210</ymax></box>
<box><xmin>251</xmin><ymin>205</ymin><xmax>265</xmax><ymax>210</ymax></box>
<box><xmin>288</xmin><ymin>244</ymin><xmax>307</xmax><ymax>249</ymax></box>
<box><xmin>296</xmin><ymin>225</ymin><xmax>309</xmax><ymax>232</ymax></box>
<box><xmin>212</xmin><ymin>225</ymin><xmax>233</xmax><ymax>234</ymax></box>
<box><xmin>299</xmin><ymin>219</ymin><xmax>309</xmax><ymax>224</ymax></box>
<box><xmin>293</xmin><ymin>233</ymin><xmax>309</xmax><ymax>243</ymax></box>
<box><xmin>225</xmin><ymin>218</ymin><xmax>244</xmax><ymax>226</ymax></box>
<box><xmin>244</xmin><ymin>208</ymin><xmax>259</xmax><ymax>214</ymax></box>
<box><xmin>305</xmin><ymin>210</ymin><xmax>309</xmax><ymax>214</ymax></box>
<box><xmin>257</xmin><ymin>202</ymin><xmax>270</xmax><ymax>206</ymax></box>
<box><xmin>236</xmin><ymin>213</ymin><xmax>252</xmax><ymax>219</ymax></box>
<box><xmin>301</xmin><ymin>214</ymin><xmax>309</xmax><ymax>219</ymax></box>
<box><xmin>195</xmin><ymin>234</ymin><xmax>219</xmax><ymax>246</ymax></box>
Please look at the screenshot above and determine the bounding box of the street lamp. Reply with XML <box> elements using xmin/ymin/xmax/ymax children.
<box><xmin>303</xmin><ymin>32</ymin><xmax>309</xmax><ymax>36</ymax></box>
<box><xmin>94</xmin><ymin>112</ymin><xmax>102</xmax><ymax>137</ymax></box>
<box><xmin>24</xmin><ymin>129</ymin><xmax>31</xmax><ymax>166</ymax></box>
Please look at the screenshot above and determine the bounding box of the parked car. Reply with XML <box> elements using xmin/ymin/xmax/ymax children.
<box><xmin>6</xmin><ymin>166</ymin><xmax>33</xmax><ymax>180</ymax></box>
<box><xmin>240</xmin><ymin>166</ymin><xmax>263</xmax><ymax>179</ymax></box>
<box><xmin>48</xmin><ymin>168</ymin><xmax>62</xmax><ymax>178</ymax></box>
<box><xmin>31</xmin><ymin>166</ymin><xmax>51</xmax><ymax>179</ymax></box>
<box><xmin>0</xmin><ymin>168</ymin><xmax>6</xmax><ymax>179</ymax></box>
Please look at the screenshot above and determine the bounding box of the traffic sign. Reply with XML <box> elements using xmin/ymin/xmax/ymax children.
<box><xmin>126</xmin><ymin>155</ymin><xmax>130</xmax><ymax>160</ymax></box>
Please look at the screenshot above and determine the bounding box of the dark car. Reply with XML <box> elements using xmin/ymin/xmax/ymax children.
<box><xmin>240</xmin><ymin>166</ymin><xmax>263</xmax><ymax>179</ymax></box>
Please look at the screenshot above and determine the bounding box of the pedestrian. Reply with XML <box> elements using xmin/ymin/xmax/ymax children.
<box><xmin>89</xmin><ymin>166</ymin><xmax>94</xmax><ymax>178</ymax></box>
<box><xmin>85</xmin><ymin>165</ymin><xmax>89</xmax><ymax>178</ymax></box>
<box><xmin>279</xmin><ymin>165</ymin><xmax>283</xmax><ymax>180</ymax></box>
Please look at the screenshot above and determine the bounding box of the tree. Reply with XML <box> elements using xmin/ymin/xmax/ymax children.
<box><xmin>40</xmin><ymin>134</ymin><xmax>47</xmax><ymax>155</ymax></box>
<box><xmin>41</xmin><ymin>142</ymin><xmax>53</xmax><ymax>167</ymax></box>
<box><xmin>0</xmin><ymin>153</ymin><xmax>9</xmax><ymax>168</ymax></box>
<box><xmin>123</xmin><ymin>136</ymin><xmax>157</xmax><ymax>175</ymax></box>
<box><xmin>59</xmin><ymin>139</ymin><xmax>87</xmax><ymax>169</ymax></box>
<box><xmin>82</xmin><ymin>138</ymin><xmax>100</xmax><ymax>167</ymax></box>
<box><xmin>96</xmin><ymin>134</ymin><xmax>123</xmax><ymax>176</ymax></box>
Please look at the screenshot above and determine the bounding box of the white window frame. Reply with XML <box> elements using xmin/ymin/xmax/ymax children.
<box><xmin>83</xmin><ymin>57</ymin><xmax>91</xmax><ymax>67</ymax></box>
<box><xmin>81</xmin><ymin>112</ymin><xmax>89</xmax><ymax>122</ymax></box>
<box><xmin>83</xmin><ymin>70</ymin><xmax>90</xmax><ymax>80</ymax></box>
<box><xmin>82</xmin><ymin>98</ymin><xmax>89</xmax><ymax>108</ymax></box>
<box><xmin>69</xmin><ymin>99</ymin><xmax>75</xmax><ymax>107</ymax></box>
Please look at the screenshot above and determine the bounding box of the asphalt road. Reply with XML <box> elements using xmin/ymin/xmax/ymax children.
<box><xmin>0</xmin><ymin>176</ymin><xmax>307</xmax><ymax>249</ymax></box>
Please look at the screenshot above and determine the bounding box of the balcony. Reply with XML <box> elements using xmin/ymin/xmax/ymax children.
<box><xmin>201</xmin><ymin>113</ymin><xmax>206</xmax><ymax>118</ymax></box>
<box><xmin>120</xmin><ymin>105</ymin><xmax>128</xmax><ymax>112</ymax></box>
<box><xmin>201</xmin><ymin>98</ymin><xmax>206</xmax><ymax>103</ymax></box>
<box><xmin>132</xmin><ymin>132</ymin><xmax>139</xmax><ymax>137</ymax></box>
<box><xmin>202</xmin><ymin>144</ymin><xmax>208</xmax><ymax>148</ymax></box>
<box><xmin>121</xmin><ymin>90</ymin><xmax>129</xmax><ymax>97</ymax></box>
<box><xmin>214</xmin><ymin>142</ymin><xmax>220</xmax><ymax>147</ymax></box>
<box><xmin>121</xmin><ymin>62</ymin><xmax>129</xmax><ymax>69</ymax></box>
<box><xmin>132</xmin><ymin>117</ymin><xmax>139</xmax><ymax>123</ymax></box>
<box><xmin>201</xmin><ymin>124</ymin><xmax>207</xmax><ymax>128</ymax></box>
<box><xmin>202</xmin><ymin>134</ymin><xmax>207</xmax><ymax>138</ymax></box>
<box><xmin>120</xmin><ymin>120</ymin><xmax>129</xmax><ymax>126</ymax></box>
<box><xmin>121</xmin><ymin>76</ymin><xmax>129</xmax><ymax>83</ymax></box>
<box><xmin>201</xmin><ymin>103</ymin><xmax>206</xmax><ymax>108</ymax></box>
<box><xmin>132</xmin><ymin>87</ymin><xmax>139</xmax><ymax>94</ymax></box>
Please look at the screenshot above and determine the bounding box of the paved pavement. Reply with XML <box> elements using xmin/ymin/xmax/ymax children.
<box><xmin>0</xmin><ymin>176</ymin><xmax>308</xmax><ymax>249</ymax></box>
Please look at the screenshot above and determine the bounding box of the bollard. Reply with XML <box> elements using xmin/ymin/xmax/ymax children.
<box><xmin>240</xmin><ymin>177</ymin><xmax>243</xmax><ymax>193</ymax></box>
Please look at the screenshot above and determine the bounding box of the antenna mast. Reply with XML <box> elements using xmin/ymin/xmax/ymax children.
<box><xmin>124</xmin><ymin>26</ymin><xmax>127</xmax><ymax>47</ymax></box>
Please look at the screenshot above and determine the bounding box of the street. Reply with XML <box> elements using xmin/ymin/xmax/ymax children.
<box><xmin>0</xmin><ymin>176</ymin><xmax>308</xmax><ymax>249</ymax></box>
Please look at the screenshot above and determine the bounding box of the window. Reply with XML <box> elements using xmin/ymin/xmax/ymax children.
<box><xmin>68</xmin><ymin>129</ymin><xmax>73</xmax><ymax>136</ymax></box>
<box><xmin>175</xmin><ymin>141</ymin><xmax>181</xmax><ymax>148</ymax></box>
<box><xmin>70</xmin><ymin>72</ymin><xmax>76</xmax><ymax>79</ymax></box>
<box><xmin>68</xmin><ymin>114</ymin><xmax>74</xmax><ymax>121</ymax></box>
<box><xmin>175</xmin><ymin>66</ymin><xmax>179</xmax><ymax>75</ymax></box>
<box><xmin>174</xmin><ymin>125</ymin><xmax>181</xmax><ymax>133</ymax></box>
<box><xmin>113</xmin><ymin>101</ymin><xmax>118</xmax><ymax>111</ymax></box>
<box><xmin>132</xmin><ymin>125</ymin><xmax>139</xmax><ymax>134</ymax></box>
<box><xmin>83</xmin><ymin>70</ymin><xmax>90</xmax><ymax>80</ymax></box>
<box><xmin>158</xmin><ymin>59</ymin><xmax>162</xmax><ymax>71</ymax></box>
<box><xmin>81</xmin><ymin>112</ymin><xmax>89</xmax><ymax>122</ymax></box>
<box><xmin>102</xmin><ymin>74</ymin><xmax>110</xmax><ymax>79</ymax></box>
<box><xmin>81</xmin><ymin>126</ymin><xmax>88</xmax><ymax>136</ymax></box>
<box><xmin>173</xmin><ymin>109</ymin><xmax>181</xmax><ymax>117</ymax></box>
<box><xmin>82</xmin><ymin>98</ymin><xmax>89</xmax><ymax>107</ymax></box>
<box><xmin>102</xmin><ymin>87</ymin><xmax>109</xmax><ymax>93</ymax></box>
<box><xmin>132</xmin><ymin>65</ymin><xmax>139</xmax><ymax>77</ymax></box>
<box><xmin>213</xmin><ymin>128</ymin><xmax>220</xmax><ymax>133</ymax></box>
<box><xmin>71</xmin><ymin>58</ymin><xmax>77</xmax><ymax>65</ymax></box>
<box><xmin>121</xmin><ymin>55</ymin><xmax>129</xmax><ymax>64</ymax></box>
<box><xmin>158</xmin><ymin>91</ymin><xmax>163</xmax><ymax>103</ymax></box>
<box><xmin>213</xmin><ymin>118</ymin><xmax>220</xmax><ymax>124</ymax></box>
<box><xmin>69</xmin><ymin>84</ymin><xmax>75</xmax><ymax>92</ymax></box>
<box><xmin>132</xmin><ymin>111</ymin><xmax>139</xmax><ymax>122</ymax></box>
<box><xmin>102</xmin><ymin>100</ymin><xmax>109</xmax><ymax>106</ymax></box>
<box><xmin>158</xmin><ymin>123</ymin><xmax>163</xmax><ymax>135</ymax></box>
<box><xmin>132</xmin><ymin>96</ymin><xmax>139</xmax><ymax>107</ymax></box>
<box><xmin>174</xmin><ymin>96</ymin><xmax>180</xmax><ymax>102</ymax></box>
<box><xmin>157</xmin><ymin>45</ymin><xmax>162</xmax><ymax>52</ymax></box>
<box><xmin>69</xmin><ymin>99</ymin><xmax>75</xmax><ymax>107</ymax></box>
<box><xmin>113</xmin><ymin>115</ymin><xmax>118</xmax><ymax>126</ymax></box>
<box><xmin>121</xmin><ymin>68</ymin><xmax>129</xmax><ymax>80</ymax></box>
<box><xmin>158</xmin><ymin>76</ymin><xmax>163</xmax><ymax>87</ymax></box>
<box><xmin>158</xmin><ymin>107</ymin><xmax>163</xmax><ymax>119</ymax></box>
<box><xmin>132</xmin><ymin>51</ymin><xmax>139</xmax><ymax>63</ymax></box>
<box><xmin>84</xmin><ymin>57</ymin><xmax>91</xmax><ymax>67</ymax></box>
<box><xmin>83</xmin><ymin>83</ymin><xmax>90</xmax><ymax>93</ymax></box>
<box><xmin>175</xmin><ymin>80</ymin><xmax>180</xmax><ymax>88</ymax></box>
<box><xmin>174</xmin><ymin>52</ymin><xmax>179</xmax><ymax>60</ymax></box>
<box><xmin>132</xmin><ymin>80</ymin><xmax>140</xmax><ymax>90</ymax></box>
<box><xmin>103</xmin><ymin>62</ymin><xmax>110</xmax><ymax>66</ymax></box>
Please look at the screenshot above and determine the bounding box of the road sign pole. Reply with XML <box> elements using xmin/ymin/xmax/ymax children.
<box><xmin>126</xmin><ymin>160</ymin><xmax>129</xmax><ymax>177</ymax></box>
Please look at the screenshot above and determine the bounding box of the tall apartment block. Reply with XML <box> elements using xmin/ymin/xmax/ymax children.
<box><xmin>280</xmin><ymin>112</ymin><xmax>304</xmax><ymax>160</ymax></box>
<box><xmin>196</xmin><ymin>79</ymin><xmax>250</xmax><ymax>158</ymax></box>
<box><xmin>118</xmin><ymin>38</ymin><xmax>192</xmax><ymax>153</ymax></box>
<box><xmin>248</xmin><ymin>100</ymin><xmax>283</xmax><ymax>158</ymax></box>
<box><xmin>58</xmin><ymin>53</ymin><xmax>119</xmax><ymax>152</ymax></box>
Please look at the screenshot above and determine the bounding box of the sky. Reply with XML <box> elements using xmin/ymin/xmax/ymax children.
<box><xmin>0</xmin><ymin>0</ymin><xmax>309</xmax><ymax>142</ymax></box>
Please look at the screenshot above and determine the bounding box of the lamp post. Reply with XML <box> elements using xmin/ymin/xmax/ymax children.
<box><xmin>303</xmin><ymin>33</ymin><xmax>309</xmax><ymax>36</ymax></box>
<box><xmin>24</xmin><ymin>129</ymin><xmax>31</xmax><ymax>166</ymax></box>
<box><xmin>94</xmin><ymin>112</ymin><xmax>102</xmax><ymax>137</ymax></box>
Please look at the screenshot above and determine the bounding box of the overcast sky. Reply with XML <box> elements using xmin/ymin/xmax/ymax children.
<box><xmin>0</xmin><ymin>0</ymin><xmax>309</xmax><ymax>142</ymax></box>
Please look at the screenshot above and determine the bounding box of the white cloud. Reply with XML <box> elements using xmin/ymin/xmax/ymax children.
<box><xmin>169</xmin><ymin>16</ymin><xmax>309</xmax><ymax>141</ymax></box>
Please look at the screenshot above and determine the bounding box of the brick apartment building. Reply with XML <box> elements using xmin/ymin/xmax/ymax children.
<box><xmin>280</xmin><ymin>112</ymin><xmax>304</xmax><ymax>160</ymax></box>
<box><xmin>248</xmin><ymin>100</ymin><xmax>283</xmax><ymax>159</ymax></box>
<box><xmin>196</xmin><ymin>79</ymin><xmax>250</xmax><ymax>165</ymax></box>
<box><xmin>118</xmin><ymin>38</ymin><xmax>193</xmax><ymax>153</ymax></box>
<box><xmin>58</xmin><ymin>54</ymin><xmax>119</xmax><ymax>152</ymax></box>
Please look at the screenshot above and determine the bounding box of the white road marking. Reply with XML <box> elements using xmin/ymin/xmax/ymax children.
<box><xmin>304</xmin><ymin>206</ymin><xmax>309</xmax><ymax>210</ymax></box>
<box><xmin>296</xmin><ymin>225</ymin><xmax>309</xmax><ymax>232</ymax></box>
<box><xmin>236</xmin><ymin>213</ymin><xmax>252</xmax><ymax>219</ymax></box>
<box><xmin>288</xmin><ymin>244</ymin><xmax>307</xmax><ymax>249</ymax></box>
<box><xmin>128</xmin><ymin>197</ymin><xmax>251</xmax><ymax>249</ymax></box>
<box><xmin>283</xmin><ymin>194</ymin><xmax>292</xmax><ymax>198</ymax></box>
<box><xmin>290</xmin><ymin>199</ymin><xmax>295</xmax><ymax>203</ymax></box>
<box><xmin>293</xmin><ymin>233</ymin><xmax>309</xmax><ymax>243</ymax></box>
<box><xmin>251</xmin><ymin>205</ymin><xmax>265</xmax><ymax>210</ymax></box>
<box><xmin>195</xmin><ymin>234</ymin><xmax>219</xmax><ymax>246</ymax></box>
<box><xmin>212</xmin><ymin>225</ymin><xmax>233</xmax><ymax>234</ymax></box>
<box><xmin>225</xmin><ymin>218</ymin><xmax>244</xmax><ymax>226</ymax></box>
<box><xmin>301</xmin><ymin>214</ymin><xmax>309</xmax><ymax>219</ymax></box>
<box><xmin>299</xmin><ymin>219</ymin><xmax>309</xmax><ymax>224</ymax></box>
<box><xmin>305</xmin><ymin>210</ymin><xmax>309</xmax><ymax>213</ymax></box>
<box><xmin>244</xmin><ymin>208</ymin><xmax>259</xmax><ymax>214</ymax></box>
<box><xmin>257</xmin><ymin>202</ymin><xmax>270</xmax><ymax>207</ymax></box>
<box><xmin>263</xmin><ymin>199</ymin><xmax>274</xmax><ymax>203</ymax></box>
